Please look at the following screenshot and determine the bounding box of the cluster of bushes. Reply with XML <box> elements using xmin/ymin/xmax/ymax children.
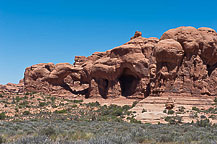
<box><xmin>0</xmin><ymin>119</ymin><xmax>216</xmax><ymax>144</ymax></box>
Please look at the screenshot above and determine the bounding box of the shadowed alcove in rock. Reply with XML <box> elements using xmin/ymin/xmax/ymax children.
<box><xmin>118</xmin><ymin>68</ymin><xmax>140</xmax><ymax>97</ymax></box>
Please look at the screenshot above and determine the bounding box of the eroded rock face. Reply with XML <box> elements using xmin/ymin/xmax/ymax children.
<box><xmin>155</xmin><ymin>26</ymin><xmax>217</xmax><ymax>96</ymax></box>
<box><xmin>24</xmin><ymin>63</ymin><xmax>76</xmax><ymax>95</ymax></box>
<box><xmin>0</xmin><ymin>82</ymin><xmax>24</xmax><ymax>94</ymax></box>
<box><xmin>23</xmin><ymin>26</ymin><xmax>217</xmax><ymax>98</ymax></box>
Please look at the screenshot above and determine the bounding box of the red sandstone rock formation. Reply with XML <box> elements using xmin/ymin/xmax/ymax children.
<box><xmin>22</xmin><ymin>26</ymin><xmax>217</xmax><ymax>98</ymax></box>
<box><xmin>0</xmin><ymin>82</ymin><xmax>24</xmax><ymax>94</ymax></box>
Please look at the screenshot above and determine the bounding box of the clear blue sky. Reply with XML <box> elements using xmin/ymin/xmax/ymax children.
<box><xmin>0</xmin><ymin>0</ymin><xmax>217</xmax><ymax>84</ymax></box>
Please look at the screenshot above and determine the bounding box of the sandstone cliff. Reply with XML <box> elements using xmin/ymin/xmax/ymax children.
<box><xmin>22</xmin><ymin>26</ymin><xmax>217</xmax><ymax>98</ymax></box>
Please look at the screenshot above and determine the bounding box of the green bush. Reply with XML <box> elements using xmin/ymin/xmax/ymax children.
<box><xmin>0</xmin><ymin>112</ymin><xmax>6</xmax><ymax>120</ymax></box>
<box><xmin>122</xmin><ymin>105</ymin><xmax>131</xmax><ymax>111</ymax></box>
<box><xmin>132</xmin><ymin>101</ymin><xmax>139</xmax><ymax>108</ymax></box>
<box><xmin>15</xmin><ymin>96</ymin><xmax>23</xmax><ymax>103</ymax></box>
<box><xmin>19</xmin><ymin>100</ymin><xmax>29</xmax><ymax>108</ymax></box>
<box><xmin>50</xmin><ymin>96</ymin><xmax>56</xmax><ymax>103</ymax></box>
<box><xmin>0</xmin><ymin>135</ymin><xmax>6</xmax><ymax>144</ymax></box>
<box><xmin>71</xmin><ymin>104</ymin><xmax>77</xmax><ymax>108</ymax></box>
<box><xmin>54</xmin><ymin>109</ymin><xmax>67</xmax><ymax>114</ymax></box>
<box><xmin>196</xmin><ymin>118</ymin><xmax>212</xmax><ymax>127</ymax></box>
<box><xmin>73</xmin><ymin>99</ymin><xmax>83</xmax><ymax>104</ymax></box>
<box><xmin>214</xmin><ymin>97</ymin><xmax>217</xmax><ymax>103</ymax></box>
<box><xmin>167</xmin><ymin>109</ymin><xmax>174</xmax><ymax>115</ymax></box>
<box><xmin>209</xmin><ymin>115</ymin><xmax>217</xmax><ymax>120</ymax></box>
<box><xmin>192</xmin><ymin>107</ymin><xmax>200</xmax><ymax>112</ymax></box>
<box><xmin>165</xmin><ymin>116</ymin><xmax>182</xmax><ymax>124</ymax></box>
<box><xmin>178</xmin><ymin>106</ymin><xmax>185</xmax><ymax>112</ymax></box>
<box><xmin>86</xmin><ymin>101</ymin><xmax>100</xmax><ymax>107</ymax></box>
<box><xmin>25</xmin><ymin>91</ymin><xmax>36</xmax><ymax>96</ymax></box>
<box><xmin>39</xmin><ymin>102</ymin><xmax>46</xmax><ymax>107</ymax></box>
<box><xmin>40</xmin><ymin>126</ymin><xmax>56</xmax><ymax>137</ymax></box>
<box><xmin>0</xmin><ymin>94</ymin><xmax>3</xmax><ymax>98</ymax></box>
<box><xmin>23</xmin><ymin>111</ymin><xmax>30</xmax><ymax>115</ymax></box>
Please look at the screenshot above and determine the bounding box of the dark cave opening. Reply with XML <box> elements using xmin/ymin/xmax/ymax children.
<box><xmin>118</xmin><ymin>69</ymin><xmax>139</xmax><ymax>97</ymax></box>
<box><xmin>207</xmin><ymin>62</ymin><xmax>217</xmax><ymax>76</ymax></box>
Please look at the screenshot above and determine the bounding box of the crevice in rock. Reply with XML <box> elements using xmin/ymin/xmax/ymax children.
<box><xmin>97</xmin><ymin>79</ymin><xmax>109</xmax><ymax>99</ymax></box>
<box><xmin>144</xmin><ymin>82</ymin><xmax>151</xmax><ymax>98</ymax></box>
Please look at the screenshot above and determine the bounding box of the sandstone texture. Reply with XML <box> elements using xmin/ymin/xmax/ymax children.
<box><xmin>17</xmin><ymin>26</ymin><xmax>217</xmax><ymax>98</ymax></box>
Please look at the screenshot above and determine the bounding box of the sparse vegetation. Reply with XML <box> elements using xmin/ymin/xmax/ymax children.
<box><xmin>214</xmin><ymin>97</ymin><xmax>217</xmax><ymax>103</ymax></box>
<box><xmin>73</xmin><ymin>99</ymin><xmax>83</xmax><ymax>103</ymax></box>
<box><xmin>54</xmin><ymin>109</ymin><xmax>67</xmax><ymax>114</ymax></box>
<box><xmin>178</xmin><ymin>106</ymin><xmax>185</xmax><ymax>112</ymax></box>
<box><xmin>164</xmin><ymin>116</ymin><xmax>182</xmax><ymax>124</ymax></box>
<box><xmin>0</xmin><ymin>112</ymin><xmax>6</xmax><ymax>120</ymax></box>
<box><xmin>192</xmin><ymin>106</ymin><xmax>200</xmax><ymax>112</ymax></box>
<box><xmin>39</xmin><ymin>101</ymin><xmax>46</xmax><ymax>107</ymax></box>
<box><xmin>167</xmin><ymin>109</ymin><xmax>174</xmax><ymax>115</ymax></box>
<box><xmin>132</xmin><ymin>101</ymin><xmax>139</xmax><ymax>108</ymax></box>
<box><xmin>0</xmin><ymin>119</ymin><xmax>216</xmax><ymax>143</ymax></box>
<box><xmin>0</xmin><ymin>92</ymin><xmax>216</xmax><ymax>143</ymax></box>
<box><xmin>23</xmin><ymin>111</ymin><xmax>30</xmax><ymax>115</ymax></box>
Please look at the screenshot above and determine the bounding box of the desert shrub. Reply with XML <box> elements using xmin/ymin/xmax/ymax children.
<box><xmin>0</xmin><ymin>94</ymin><xmax>3</xmax><ymax>98</ymax></box>
<box><xmin>71</xmin><ymin>104</ymin><xmax>77</xmax><ymax>108</ymax></box>
<box><xmin>73</xmin><ymin>99</ymin><xmax>83</xmax><ymax>104</ymax></box>
<box><xmin>0</xmin><ymin>120</ymin><xmax>217</xmax><ymax>143</ymax></box>
<box><xmin>165</xmin><ymin>116</ymin><xmax>182</xmax><ymax>124</ymax></box>
<box><xmin>0</xmin><ymin>112</ymin><xmax>6</xmax><ymax>120</ymax></box>
<box><xmin>86</xmin><ymin>101</ymin><xmax>100</xmax><ymax>107</ymax></box>
<box><xmin>15</xmin><ymin>96</ymin><xmax>23</xmax><ymax>103</ymax></box>
<box><xmin>192</xmin><ymin>107</ymin><xmax>200</xmax><ymax>112</ymax></box>
<box><xmin>23</xmin><ymin>111</ymin><xmax>30</xmax><ymax>115</ymax></box>
<box><xmin>25</xmin><ymin>91</ymin><xmax>37</xmax><ymax>96</ymax></box>
<box><xmin>131</xmin><ymin>101</ymin><xmax>139</xmax><ymax>108</ymax></box>
<box><xmin>178</xmin><ymin>106</ymin><xmax>185</xmax><ymax>112</ymax></box>
<box><xmin>15</xmin><ymin>107</ymin><xmax>19</xmax><ymax>112</ymax></box>
<box><xmin>201</xmin><ymin>107</ymin><xmax>217</xmax><ymax>114</ymax></box>
<box><xmin>122</xmin><ymin>105</ymin><xmax>131</xmax><ymax>111</ymax></box>
<box><xmin>214</xmin><ymin>97</ymin><xmax>217</xmax><ymax>103</ymax></box>
<box><xmin>59</xmin><ymin>102</ymin><xmax>64</xmax><ymax>106</ymax></box>
<box><xmin>40</xmin><ymin>127</ymin><xmax>56</xmax><ymax>137</ymax></box>
<box><xmin>130</xmin><ymin>118</ymin><xmax>142</xmax><ymax>124</ymax></box>
<box><xmin>19</xmin><ymin>100</ymin><xmax>29</xmax><ymax>108</ymax></box>
<box><xmin>50</xmin><ymin>96</ymin><xmax>56</xmax><ymax>103</ymax></box>
<box><xmin>10</xmin><ymin>136</ymin><xmax>52</xmax><ymax>144</ymax></box>
<box><xmin>167</xmin><ymin>109</ymin><xmax>175</xmax><ymax>115</ymax></box>
<box><xmin>39</xmin><ymin>102</ymin><xmax>46</xmax><ymax>107</ymax></box>
<box><xmin>157</xmin><ymin>134</ymin><xmax>174</xmax><ymax>143</ymax></box>
<box><xmin>200</xmin><ymin>115</ymin><xmax>206</xmax><ymax>119</ymax></box>
<box><xmin>163</xmin><ymin>109</ymin><xmax>167</xmax><ymax>113</ymax></box>
<box><xmin>209</xmin><ymin>115</ymin><xmax>217</xmax><ymax>120</ymax></box>
<box><xmin>52</xmin><ymin>105</ymin><xmax>58</xmax><ymax>108</ymax></box>
<box><xmin>54</xmin><ymin>109</ymin><xmax>67</xmax><ymax>114</ymax></box>
<box><xmin>196</xmin><ymin>118</ymin><xmax>212</xmax><ymax>127</ymax></box>
<box><xmin>142</xmin><ymin>108</ymin><xmax>147</xmax><ymax>113</ymax></box>
<box><xmin>100</xmin><ymin>104</ymin><xmax>126</xmax><ymax>117</ymax></box>
<box><xmin>0</xmin><ymin>135</ymin><xmax>6</xmax><ymax>144</ymax></box>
